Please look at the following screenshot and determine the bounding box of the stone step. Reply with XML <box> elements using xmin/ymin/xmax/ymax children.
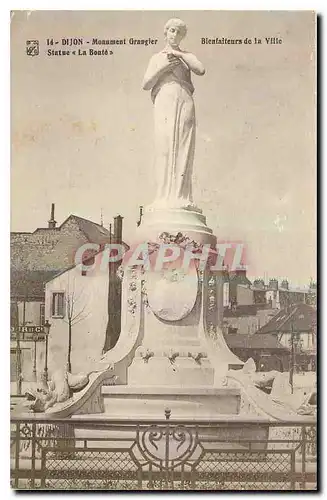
<box><xmin>98</xmin><ymin>385</ymin><xmax>242</xmax><ymax>419</ymax></box>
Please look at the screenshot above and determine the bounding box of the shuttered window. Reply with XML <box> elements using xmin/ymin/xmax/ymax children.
<box><xmin>51</xmin><ymin>292</ymin><xmax>65</xmax><ymax>317</ymax></box>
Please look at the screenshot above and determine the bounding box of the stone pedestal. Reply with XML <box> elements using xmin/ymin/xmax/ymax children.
<box><xmin>124</xmin><ymin>203</ymin><xmax>242</xmax><ymax>389</ymax></box>
<box><xmin>128</xmin><ymin>266</ymin><xmax>215</xmax><ymax>386</ymax></box>
<box><xmin>138</xmin><ymin>206</ymin><xmax>216</xmax><ymax>245</ymax></box>
<box><xmin>48</xmin><ymin>206</ymin><xmax>245</xmax><ymax>420</ymax></box>
<box><xmin>96</xmin><ymin>205</ymin><xmax>244</xmax><ymax>418</ymax></box>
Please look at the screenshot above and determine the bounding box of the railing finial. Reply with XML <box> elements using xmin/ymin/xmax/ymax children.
<box><xmin>164</xmin><ymin>408</ymin><xmax>171</xmax><ymax>420</ymax></box>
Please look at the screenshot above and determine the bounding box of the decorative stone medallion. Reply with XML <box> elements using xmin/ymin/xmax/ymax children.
<box><xmin>146</xmin><ymin>266</ymin><xmax>198</xmax><ymax>321</ymax></box>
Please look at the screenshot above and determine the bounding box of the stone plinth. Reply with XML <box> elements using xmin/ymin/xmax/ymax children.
<box><xmin>45</xmin><ymin>206</ymin><xmax>244</xmax><ymax>420</ymax></box>
<box><xmin>101</xmin><ymin>386</ymin><xmax>241</xmax><ymax>419</ymax></box>
<box><xmin>138</xmin><ymin>206</ymin><xmax>216</xmax><ymax>246</ymax></box>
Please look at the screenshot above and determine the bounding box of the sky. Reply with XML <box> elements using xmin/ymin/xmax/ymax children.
<box><xmin>10</xmin><ymin>10</ymin><xmax>316</xmax><ymax>285</ymax></box>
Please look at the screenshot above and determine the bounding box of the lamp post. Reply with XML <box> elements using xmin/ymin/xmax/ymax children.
<box><xmin>16</xmin><ymin>330</ymin><xmax>22</xmax><ymax>395</ymax></box>
<box><xmin>32</xmin><ymin>334</ymin><xmax>37</xmax><ymax>381</ymax></box>
<box><xmin>43</xmin><ymin>320</ymin><xmax>51</xmax><ymax>382</ymax></box>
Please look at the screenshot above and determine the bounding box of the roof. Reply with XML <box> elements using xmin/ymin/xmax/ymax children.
<box><xmin>256</xmin><ymin>303</ymin><xmax>317</xmax><ymax>335</ymax></box>
<box><xmin>251</xmin><ymin>284</ymin><xmax>312</xmax><ymax>294</ymax></box>
<box><xmin>68</xmin><ymin>215</ymin><xmax>115</xmax><ymax>246</ymax></box>
<box><xmin>11</xmin><ymin>270</ymin><xmax>58</xmax><ymax>300</ymax></box>
<box><xmin>11</xmin><ymin>214</ymin><xmax>128</xmax><ymax>273</ymax></box>
<box><xmin>31</xmin><ymin>214</ymin><xmax>117</xmax><ymax>245</ymax></box>
<box><xmin>222</xmin><ymin>271</ymin><xmax>252</xmax><ymax>285</ymax></box>
<box><xmin>225</xmin><ymin>333</ymin><xmax>289</xmax><ymax>351</ymax></box>
<box><xmin>228</xmin><ymin>273</ymin><xmax>252</xmax><ymax>286</ymax></box>
<box><xmin>11</xmin><ymin>214</ymin><xmax>117</xmax><ymax>245</ymax></box>
<box><xmin>11</xmin><ymin>214</ymin><xmax>128</xmax><ymax>297</ymax></box>
<box><xmin>224</xmin><ymin>304</ymin><xmax>259</xmax><ymax>317</ymax></box>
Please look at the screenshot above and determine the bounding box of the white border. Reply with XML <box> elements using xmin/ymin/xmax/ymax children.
<box><xmin>3</xmin><ymin>2</ymin><xmax>322</xmax><ymax>498</ymax></box>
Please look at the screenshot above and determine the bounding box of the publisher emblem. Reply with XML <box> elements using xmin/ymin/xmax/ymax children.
<box><xmin>26</xmin><ymin>40</ymin><xmax>39</xmax><ymax>56</ymax></box>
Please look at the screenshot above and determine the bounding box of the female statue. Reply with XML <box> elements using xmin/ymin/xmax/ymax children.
<box><xmin>142</xmin><ymin>18</ymin><xmax>205</xmax><ymax>209</ymax></box>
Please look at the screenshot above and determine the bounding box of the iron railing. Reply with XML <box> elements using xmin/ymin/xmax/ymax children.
<box><xmin>10</xmin><ymin>414</ymin><xmax>317</xmax><ymax>491</ymax></box>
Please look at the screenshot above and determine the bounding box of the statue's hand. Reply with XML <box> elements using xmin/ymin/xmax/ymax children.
<box><xmin>168</xmin><ymin>58</ymin><xmax>181</xmax><ymax>69</ymax></box>
<box><xmin>167</xmin><ymin>49</ymin><xmax>183</xmax><ymax>58</ymax></box>
<box><xmin>163</xmin><ymin>53</ymin><xmax>181</xmax><ymax>68</ymax></box>
<box><xmin>166</xmin><ymin>51</ymin><xmax>189</xmax><ymax>72</ymax></box>
<box><xmin>164</xmin><ymin>58</ymin><xmax>182</xmax><ymax>75</ymax></box>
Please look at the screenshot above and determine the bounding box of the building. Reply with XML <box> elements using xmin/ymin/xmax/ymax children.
<box><xmin>44</xmin><ymin>216</ymin><xmax>126</xmax><ymax>375</ymax></box>
<box><xmin>225</xmin><ymin>333</ymin><xmax>290</xmax><ymax>372</ymax></box>
<box><xmin>11</xmin><ymin>204</ymin><xmax>113</xmax><ymax>275</ymax></box>
<box><xmin>10</xmin><ymin>204</ymin><xmax>115</xmax><ymax>388</ymax></box>
<box><xmin>11</xmin><ymin>206</ymin><xmax>114</xmax><ymax>326</ymax></box>
<box><xmin>45</xmin><ymin>250</ymin><xmax>110</xmax><ymax>374</ymax></box>
<box><xmin>256</xmin><ymin>303</ymin><xmax>317</xmax><ymax>372</ymax></box>
<box><xmin>223</xmin><ymin>304</ymin><xmax>277</xmax><ymax>335</ymax></box>
<box><xmin>222</xmin><ymin>270</ymin><xmax>278</xmax><ymax>335</ymax></box>
<box><xmin>222</xmin><ymin>267</ymin><xmax>252</xmax><ymax>308</ymax></box>
<box><xmin>222</xmin><ymin>274</ymin><xmax>317</xmax><ymax>337</ymax></box>
<box><xmin>252</xmin><ymin>278</ymin><xmax>316</xmax><ymax>310</ymax></box>
<box><xmin>10</xmin><ymin>270</ymin><xmax>57</xmax><ymax>386</ymax></box>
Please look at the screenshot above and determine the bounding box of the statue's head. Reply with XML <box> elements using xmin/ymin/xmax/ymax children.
<box><xmin>164</xmin><ymin>18</ymin><xmax>187</xmax><ymax>46</ymax></box>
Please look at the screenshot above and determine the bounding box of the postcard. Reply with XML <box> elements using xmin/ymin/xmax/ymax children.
<box><xmin>10</xmin><ymin>10</ymin><xmax>317</xmax><ymax>491</ymax></box>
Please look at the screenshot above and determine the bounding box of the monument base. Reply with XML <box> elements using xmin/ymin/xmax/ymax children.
<box><xmin>138</xmin><ymin>206</ymin><xmax>216</xmax><ymax>245</ymax></box>
<box><xmin>44</xmin><ymin>208</ymin><xmax>246</xmax><ymax>420</ymax></box>
<box><xmin>86</xmin><ymin>385</ymin><xmax>241</xmax><ymax>419</ymax></box>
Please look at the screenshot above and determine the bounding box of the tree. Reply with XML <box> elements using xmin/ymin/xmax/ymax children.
<box><xmin>63</xmin><ymin>277</ymin><xmax>90</xmax><ymax>372</ymax></box>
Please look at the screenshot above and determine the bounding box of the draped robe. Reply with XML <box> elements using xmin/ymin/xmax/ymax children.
<box><xmin>150</xmin><ymin>52</ymin><xmax>196</xmax><ymax>209</ymax></box>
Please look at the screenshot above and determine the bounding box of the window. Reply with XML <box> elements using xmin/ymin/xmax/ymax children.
<box><xmin>39</xmin><ymin>303</ymin><xmax>45</xmax><ymax>326</ymax></box>
<box><xmin>52</xmin><ymin>292</ymin><xmax>65</xmax><ymax>318</ymax></box>
<box><xmin>223</xmin><ymin>282</ymin><xmax>229</xmax><ymax>307</ymax></box>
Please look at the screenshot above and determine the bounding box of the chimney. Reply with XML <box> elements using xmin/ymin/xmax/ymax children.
<box><xmin>253</xmin><ymin>279</ymin><xmax>265</xmax><ymax>290</ymax></box>
<box><xmin>48</xmin><ymin>203</ymin><xmax>57</xmax><ymax>229</ymax></box>
<box><xmin>234</xmin><ymin>266</ymin><xmax>246</xmax><ymax>277</ymax></box>
<box><xmin>281</xmin><ymin>279</ymin><xmax>289</xmax><ymax>290</ymax></box>
<box><xmin>268</xmin><ymin>278</ymin><xmax>278</xmax><ymax>290</ymax></box>
<box><xmin>113</xmin><ymin>215</ymin><xmax>123</xmax><ymax>245</ymax></box>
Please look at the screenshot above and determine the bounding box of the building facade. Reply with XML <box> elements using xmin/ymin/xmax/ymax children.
<box><xmin>10</xmin><ymin>204</ymin><xmax>115</xmax><ymax>389</ymax></box>
<box><xmin>256</xmin><ymin>303</ymin><xmax>317</xmax><ymax>373</ymax></box>
<box><xmin>225</xmin><ymin>333</ymin><xmax>290</xmax><ymax>372</ymax></box>
<box><xmin>45</xmin><ymin>253</ymin><xmax>110</xmax><ymax>375</ymax></box>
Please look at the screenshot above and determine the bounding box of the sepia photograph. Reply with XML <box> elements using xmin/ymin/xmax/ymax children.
<box><xmin>10</xmin><ymin>10</ymin><xmax>317</xmax><ymax>491</ymax></box>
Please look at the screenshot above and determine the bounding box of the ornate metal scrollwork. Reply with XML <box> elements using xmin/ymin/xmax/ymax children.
<box><xmin>136</xmin><ymin>422</ymin><xmax>200</xmax><ymax>471</ymax></box>
<box><xmin>16</xmin><ymin>422</ymin><xmax>71</xmax><ymax>455</ymax></box>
